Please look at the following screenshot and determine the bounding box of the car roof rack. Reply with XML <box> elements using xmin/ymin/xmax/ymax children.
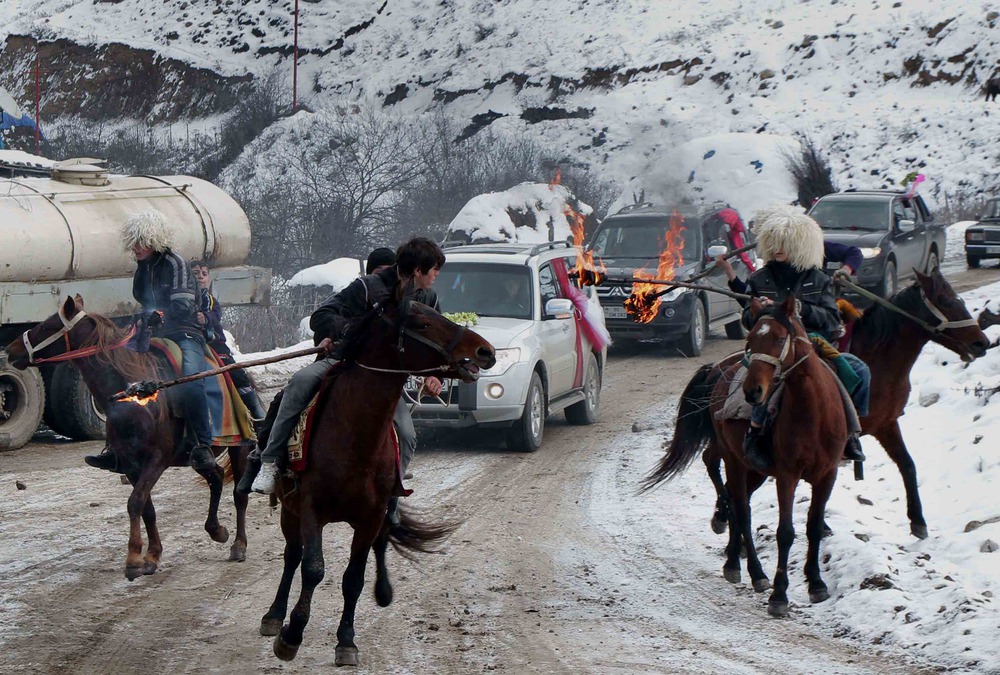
<box><xmin>526</xmin><ymin>240</ymin><xmax>573</xmax><ymax>256</ymax></box>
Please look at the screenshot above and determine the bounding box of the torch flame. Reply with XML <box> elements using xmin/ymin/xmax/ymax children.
<box><xmin>550</xmin><ymin>170</ymin><xmax>606</xmax><ymax>286</ymax></box>
<box><xmin>624</xmin><ymin>211</ymin><xmax>687</xmax><ymax>323</ymax></box>
<box><xmin>119</xmin><ymin>391</ymin><xmax>159</xmax><ymax>406</ymax></box>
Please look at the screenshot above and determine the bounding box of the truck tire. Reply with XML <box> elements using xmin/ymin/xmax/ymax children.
<box><xmin>967</xmin><ymin>254</ymin><xmax>981</xmax><ymax>269</ymax></box>
<box><xmin>677</xmin><ymin>299</ymin><xmax>707</xmax><ymax>357</ymax></box>
<box><xmin>0</xmin><ymin>365</ymin><xmax>45</xmax><ymax>451</ymax></box>
<box><xmin>881</xmin><ymin>260</ymin><xmax>898</xmax><ymax>298</ymax></box>
<box><xmin>925</xmin><ymin>250</ymin><xmax>939</xmax><ymax>274</ymax></box>
<box><xmin>48</xmin><ymin>364</ymin><xmax>107</xmax><ymax>441</ymax></box>
<box><xmin>565</xmin><ymin>354</ymin><xmax>601</xmax><ymax>425</ymax></box>
<box><xmin>505</xmin><ymin>371</ymin><xmax>545</xmax><ymax>452</ymax></box>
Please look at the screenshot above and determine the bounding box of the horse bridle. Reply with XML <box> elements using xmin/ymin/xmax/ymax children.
<box><xmin>355</xmin><ymin>300</ymin><xmax>472</xmax><ymax>375</ymax></box>
<box><xmin>746</xmin><ymin>316</ymin><xmax>813</xmax><ymax>385</ymax></box>
<box><xmin>20</xmin><ymin>307</ymin><xmax>90</xmax><ymax>365</ymax></box>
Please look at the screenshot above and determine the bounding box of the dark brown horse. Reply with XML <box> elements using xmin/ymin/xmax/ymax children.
<box><xmin>262</xmin><ymin>294</ymin><xmax>495</xmax><ymax>666</ymax></box>
<box><xmin>4</xmin><ymin>295</ymin><xmax>253</xmax><ymax>579</ymax></box>
<box><xmin>697</xmin><ymin>269</ymin><xmax>989</xmax><ymax>540</ymax></box>
<box><xmin>644</xmin><ymin>294</ymin><xmax>848</xmax><ymax>616</ymax></box>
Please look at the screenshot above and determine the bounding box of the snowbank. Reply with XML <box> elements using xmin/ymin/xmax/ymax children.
<box><xmin>447</xmin><ymin>182</ymin><xmax>593</xmax><ymax>244</ymax></box>
<box><xmin>286</xmin><ymin>257</ymin><xmax>362</xmax><ymax>290</ymax></box>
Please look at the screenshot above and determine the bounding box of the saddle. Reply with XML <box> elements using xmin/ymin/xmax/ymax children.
<box><xmin>148</xmin><ymin>338</ymin><xmax>256</xmax><ymax>446</ymax></box>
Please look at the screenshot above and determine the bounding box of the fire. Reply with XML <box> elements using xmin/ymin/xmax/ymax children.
<box><xmin>625</xmin><ymin>211</ymin><xmax>687</xmax><ymax>324</ymax></box>
<box><xmin>119</xmin><ymin>391</ymin><xmax>159</xmax><ymax>406</ymax></box>
<box><xmin>550</xmin><ymin>170</ymin><xmax>606</xmax><ymax>286</ymax></box>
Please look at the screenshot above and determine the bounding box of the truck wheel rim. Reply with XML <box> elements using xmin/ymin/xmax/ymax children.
<box><xmin>695</xmin><ymin>307</ymin><xmax>706</xmax><ymax>348</ymax></box>
<box><xmin>0</xmin><ymin>374</ymin><xmax>23</xmax><ymax>426</ymax></box>
<box><xmin>530</xmin><ymin>385</ymin><xmax>543</xmax><ymax>439</ymax></box>
<box><xmin>586</xmin><ymin>363</ymin><xmax>599</xmax><ymax>411</ymax></box>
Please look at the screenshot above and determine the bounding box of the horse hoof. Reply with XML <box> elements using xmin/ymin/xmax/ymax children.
<box><xmin>810</xmin><ymin>589</ymin><xmax>830</xmax><ymax>604</ymax></box>
<box><xmin>911</xmin><ymin>523</ymin><xmax>929</xmax><ymax>540</ymax></box>
<box><xmin>210</xmin><ymin>526</ymin><xmax>230</xmax><ymax>544</ymax></box>
<box><xmin>273</xmin><ymin>632</ymin><xmax>299</xmax><ymax>661</ymax></box>
<box><xmin>228</xmin><ymin>543</ymin><xmax>247</xmax><ymax>562</ymax></box>
<box><xmin>375</xmin><ymin>581</ymin><xmax>393</xmax><ymax>608</ymax></box>
<box><xmin>125</xmin><ymin>565</ymin><xmax>144</xmax><ymax>581</ymax></box>
<box><xmin>335</xmin><ymin>645</ymin><xmax>359</xmax><ymax>667</ymax></box>
<box><xmin>822</xmin><ymin>524</ymin><xmax>834</xmax><ymax>538</ymax></box>
<box><xmin>752</xmin><ymin>578</ymin><xmax>771</xmax><ymax>593</ymax></box>
<box><xmin>143</xmin><ymin>561</ymin><xmax>158</xmax><ymax>576</ymax></box>
<box><xmin>259</xmin><ymin>617</ymin><xmax>282</xmax><ymax>637</ymax></box>
<box><xmin>767</xmin><ymin>601</ymin><xmax>789</xmax><ymax>618</ymax></box>
<box><xmin>723</xmin><ymin>567</ymin><xmax>741</xmax><ymax>584</ymax></box>
<box><xmin>711</xmin><ymin>515</ymin><xmax>728</xmax><ymax>535</ymax></box>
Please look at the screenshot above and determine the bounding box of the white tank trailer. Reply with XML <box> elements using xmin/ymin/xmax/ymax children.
<box><xmin>0</xmin><ymin>161</ymin><xmax>271</xmax><ymax>450</ymax></box>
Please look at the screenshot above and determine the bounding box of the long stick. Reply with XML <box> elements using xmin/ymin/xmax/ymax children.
<box><xmin>111</xmin><ymin>345</ymin><xmax>325</xmax><ymax>401</ymax></box>
<box><xmin>629</xmin><ymin>278</ymin><xmax>752</xmax><ymax>302</ymax></box>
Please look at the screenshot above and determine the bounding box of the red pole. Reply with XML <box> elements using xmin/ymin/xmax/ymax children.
<box><xmin>292</xmin><ymin>0</ymin><xmax>299</xmax><ymax>112</ymax></box>
<box><xmin>34</xmin><ymin>50</ymin><xmax>41</xmax><ymax>155</ymax></box>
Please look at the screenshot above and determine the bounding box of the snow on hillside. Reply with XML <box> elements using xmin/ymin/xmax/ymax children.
<box><xmin>4</xmin><ymin>0</ymin><xmax>998</xmax><ymax>216</ymax></box>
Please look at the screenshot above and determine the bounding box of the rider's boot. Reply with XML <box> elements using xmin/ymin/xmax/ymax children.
<box><xmin>235</xmin><ymin>447</ymin><xmax>262</xmax><ymax>495</ymax></box>
<box><xmin>189</xmin><ymin>443</ymin><xmax>217</xmax><ymax>472</ymax></box>
<box><xmin>84</xmin><ymin>448</ymin><xmax>123</xmax><ymax>473</ymax></box>
<box><xmin>742</xmin><ymin>425</ymin><xmax>773</xmax><ymax>472</ymax></box>
<box><xmin>843</xmin><ymin>434</ymin><xmax>866</xmax><ymax>462</ymax></box>
<box><xmin>239</xmin><ymin>388</ymin><xmax>268</xmax><ymax>425</ymax></box>
<box><xmin>251</xmin><ymin>460</ymin><xmax>282</xmax><ymax>495</ymax></box>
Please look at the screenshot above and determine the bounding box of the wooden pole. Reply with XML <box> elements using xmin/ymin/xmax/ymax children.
<box><xmin>34</xmin><ymin>50</ymin><xmax>41</xmax><ymax>155</ymax></box>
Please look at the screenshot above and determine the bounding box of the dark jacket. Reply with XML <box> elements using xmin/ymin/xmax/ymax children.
<box><xmin>823</xmin><ymin>241</ymin><xmax>863</xmax><ymax>273</ymax></box>
<box><xmin>199</xmin><ymin>289</ymin><xmax>226</xmax><ymax>347</ymax></box>
<box><xmin>309</xmin><ymin>266</ymin><xmax>440</xmax><ymax>345</ymax></box>
<box><xmin>132</xmin><ymin>250</ymin><xmax>201</xmax><ymax>338</ymax></box>
<box><xmin>739</xmin><ymin>263</ymin><xmax>842</xmax><ymax>342</ymax></box>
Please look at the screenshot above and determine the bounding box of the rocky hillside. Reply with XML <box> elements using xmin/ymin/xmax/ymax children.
<box><xmin>2</xmin><ymin>0</ymin><xmax>998</xmax><ymax>213</ymax></box>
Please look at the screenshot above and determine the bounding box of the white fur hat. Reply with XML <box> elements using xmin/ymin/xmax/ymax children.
<box><xmin>751</xmin><ymin>205</ymin><xmax>824</xmax><ymax>271</ymax></box>
<box><xmin>121</xmin><ymin>208</ymin><xmax>173</xmax><ymax>254</ymax></box>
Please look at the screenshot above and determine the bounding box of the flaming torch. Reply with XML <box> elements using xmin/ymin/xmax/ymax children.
<box><xmin>550</xmin><ymin>169</ymin><xmax>605</xmax><ymax>286</ymax></box>
<box><xmin>624</xmin><ymin>211</ymin><xmax>686</xmax><ymax>323</ymax></box>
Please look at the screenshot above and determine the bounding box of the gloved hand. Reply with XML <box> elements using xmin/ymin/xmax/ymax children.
<box><xmin>833</xmin><ymin>267</ymin><xmax>853</xmax><ymax>284</ymax></box>
<box><xmin>144</xmin><ymin>310</ymin><xmax>164</xmax><ymax>328</ymax></box>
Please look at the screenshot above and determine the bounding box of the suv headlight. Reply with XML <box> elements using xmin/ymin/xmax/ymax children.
<box><xmin>859</xmin><ymin>247</ymin><xmax>882</xmax><ymax>259</ymax></box>
<box><xmin>968</xmin><ymin>232</ymin><xmax>986</xmax><ymax>242</ymax></box>
<box><xmin>661</xmin><ymin>286</ymin><xmax>690</xmax><ymax>302</ymax></box>
<box><xmin>481</xmin><ymin>348</ymin><xmax>521</xmax><ymax>377</ymax></box>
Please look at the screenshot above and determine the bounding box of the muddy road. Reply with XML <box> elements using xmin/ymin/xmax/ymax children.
<box><xmin>0</xmin><ymin>331</ymin><xmax>946</xmax><ymax>675</ymax></box>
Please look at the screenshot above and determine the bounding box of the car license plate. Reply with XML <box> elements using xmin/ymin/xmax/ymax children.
<box><xmin>987</xmin><ymin>246</ymin><xmax>1000</xmax><ymax>254</ymax></box>
<box><xmin>604</xmin><ymin>306</ymin><xmax>628</xmax><ymax>319</ymax></box>
<box><xmin>405</xmin><ymin>376</ymin><xmax>449</xmax><ymax>394</ymax></box>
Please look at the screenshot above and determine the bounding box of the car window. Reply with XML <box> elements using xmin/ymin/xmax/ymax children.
<box><xmin>983</xmin><ymin>200</ymin><xmax>1000</xmax><ymax>220</ymax></box>
<box><xmin>435</xmin><ymin>263</ymin><xmax>533</xmax><ymax>320</ymax></box>
<box><xmin>810</xmin><ymin>200</ymin><xmax>888</xmax><ymax>231</ymax></box>
<box><xmin>590</xmin><ymin>216</ymin><xmax>701</xmax><ymax>263</ymax></box>
<box><xmin>538</xmin><ymin>263</ymin><xmax>562</xmax><ymax>307</ymax></box>
<box><xmin>894</xmin><ymin>199</ymin><xmax>918</xmax><ymax>225</ymax></box>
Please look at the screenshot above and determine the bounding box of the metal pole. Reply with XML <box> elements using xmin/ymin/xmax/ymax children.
<box><xmin>292</xmin><ymin>0</ymin><xmax>299</xmax><ymax>112</ymax></box>
<box><xmin>34</xmin><ymin>50</ymin><xmax>41</xmax><ymax>155</ymax></box>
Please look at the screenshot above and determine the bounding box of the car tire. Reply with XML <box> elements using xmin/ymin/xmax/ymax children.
<box><xmin>49</xmin><ymin>363</ymin><xmax>107</xmax><ymax>441</ymax></box>
<box><xmin>565</xmin><ymin>354</ymin><xmax>601</xmax><ymax>425</ymax></box>
<box><xmin>505</xmin><ymin>371</ymin><xmax>544</xmax><ymax>452</ymax></box>
<box><xmin>967</xmin><ymin>254</ymin><xmax>981</xmax><ymax>269</ymax></box>
<box><xmin>925</xmin><ymin>250</ymin><xmax>939</xmax><ymax>274</ymax></box>
<box><xmin>677</xmin><ymin>298</ymin><xmax>706</xmax><ymax>357</ymax></box>
<box><xmin>724</xmin><ymin>317</ymin><xmax>747</xmax><ymax>340</ymax></box>
<box><xmin>0</xmin><ymin>365</ymin><xmax>45</xmax><ymax>451</ymax></box>
<box><xmin>880</xmin><ymin>260</ymin><xmax>898</xmax><ymax>298</ymax></box>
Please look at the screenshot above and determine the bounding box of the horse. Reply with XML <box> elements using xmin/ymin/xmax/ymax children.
<box><xmin>3</xmin><ymin>295</ymin><xmax>254</xmax><ymax>579</ymax></box>
<box><xmin>644</xmin><ymin>294</ymin><xmax>848</xmax><ymax>616</ymax></box>
<box><xmin>262</xmin><ymin>293</ymin><xmax>495</xmax><ymax>666</ymax></box>
<box><xmin>696</xmin><ymin>268</ymin><xmax>989</xmax><ymax>540</ymax></box>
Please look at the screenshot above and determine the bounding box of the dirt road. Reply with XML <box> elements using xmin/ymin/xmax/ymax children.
<box><xmin>0</xmin><ymin>333</ymin><xmax>945</xmax><ymax>675</ymax></box>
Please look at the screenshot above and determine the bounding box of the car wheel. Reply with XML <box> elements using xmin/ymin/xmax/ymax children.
<box><xmin>505</xmin><ymin>371</ymin><xmax>545</xmax><ymax>452</ymax></box>
<box><xmin>565</xmin><ymin>354</ymin><xmax>601</xmax><ymax>425</ymax></box>
<box><xmin>0</xmin><ymin>364</ymin><xmax>45</xmax><ymax>451</ymax></box>
<box><xmin>49</xmin><ymin>363</ymin><xmax>107</xmax><ymax>441</ymax></box>
<box><xmin>925</xmin><ymin>250</ymin><xmax>939</xmax><ymax>274</ymax></box>
<box><xmin>677</xmin><ymin>298</ymin><xmax>706</xmax><ymax>357</ymax></box>
<box><xmin>880</xmin><ymin>260</ymin><xmax>898</xmax><ymax>298</ymax></box>
<box><xmin>724</xmin><ymin>318</ymin><xmax>747</xmax><ymax>340</ymax></box>
<box><xmin>967</xmin><ymin>254</ymin><xmax>981</xmax><ymax>269</ymax></box>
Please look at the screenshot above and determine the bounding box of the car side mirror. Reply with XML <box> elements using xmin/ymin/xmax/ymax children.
<box><xmin>544</xmin><ymin>298</ymin><xmax>574</xmax><ymax>319</ymax></box>
<box><xmin>897</xmin><ymin>219</ymin><xmax>916</xmax><ymax>232</ymax></box>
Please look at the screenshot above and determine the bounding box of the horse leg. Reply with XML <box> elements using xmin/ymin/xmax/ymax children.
<box><xmin>372</xmin><ymin>524</ymin><xmax>393</xmax><ymax>608</ymax></box>
<box><xmin>192</xmin><ymin>450</ymin><xmax>230</xmax><ymax>544</ymax></box>
<box><xmin>140</xmin><ymin>495</ymin><xmax>162</xmax><ymax>576</ymax></box>
<box><xmin>261</xmin><ymin>507</ymin><xmax>302</xmax><ymax>637</ymax></box>
<box><xmin>768</xmin><ymin>476</ymin><xmax>797</xmax><ymax>617</ymax></box>
<box><xmin>124</xmin><ymin>464</ymin><xmax>167</xmax><ymax>581</ymax></box>
<box><xmin>721</xmin><ymin>462</ymin><xmax>747</xmax><ymax>584</ymax></box>
<box><xmin>704</xmin><ymin>442</ymin><xmax>730</xmax><ymax>534</ymax></box>
<box><xmin>805</xmin><ymin>471</ymin><xmax>837</xmax><ymax>604</ymax></box>
<box><xmin>875</xmin><ymin>423</ymin><xmax>928</xmax><ymax>539</ymax></box>
<box><xmin>741</xmin><ymin>471</ymin><xmax>770</xmax><ymax>592</ymax></box>
<box><xmin>227</xmin><ymin>445</ymin><xmax>249</xmax><ymax>562</ymax></box>
<box><xmin>274</xmin><ymin>517</ymin><xmax>325</xmax><ymax>662</ymax></box>
<box><xmin>334</xmin><ymin>523</ymin><xmax>380</xmax><ymax>667</ymax></box>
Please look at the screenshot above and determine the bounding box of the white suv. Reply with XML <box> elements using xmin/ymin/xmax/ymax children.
<box><xmin>409</xmin><ymin>241</ymin><xmax>608</xmax><ymax>452</ymax></box>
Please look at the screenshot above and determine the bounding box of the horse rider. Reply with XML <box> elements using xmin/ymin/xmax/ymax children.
<box><xmin>717</xmin><ymin>205</ymin><xmax>869</xmax><ymax>472</ymax></box>
<box><xmin>85</xmin><ymin>208</ymin><xmax>216</xmax><ymax>472</ymax></box>
<box><xmin>191</xmin><ymin>259</ymin><xmax>268</xmax><ymax>423</ymax></box>
<box><xmin>243</xmin><ymin>238</ymin><xmax>446</xmax><ymax>521</ymax></box>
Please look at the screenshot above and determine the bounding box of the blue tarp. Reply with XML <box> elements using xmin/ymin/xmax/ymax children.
<box><xmin>0</xmin><ymin>111</ymin><xmax>44</xmax><ymax>148</ymax></box>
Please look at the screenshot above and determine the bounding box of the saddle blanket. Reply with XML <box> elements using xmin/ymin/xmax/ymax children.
<box><xmin>149</xmin><ymin>339</ymin><xmax>255</xmax><ymax>447</ymax></box>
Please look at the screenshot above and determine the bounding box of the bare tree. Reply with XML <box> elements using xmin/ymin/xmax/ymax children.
<box><xmin>784</xmin><ymin>135</ymin><xmax>838</xmax><ymax>208</ymax></box>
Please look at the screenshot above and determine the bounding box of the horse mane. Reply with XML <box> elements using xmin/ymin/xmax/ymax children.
<box><xmin>336</xmin><ymin>302</ymin><xmax>395</xmax><ymax>363</ymax></box>
<box><xmin>79</xmin><ymin>314</ymin><xmax>161</xmax><ymax>383</ymax></box>
<box><xmin>853</xmin><ymin>282</ymin><xmax>924</xmax><ymax>350</ymax></box>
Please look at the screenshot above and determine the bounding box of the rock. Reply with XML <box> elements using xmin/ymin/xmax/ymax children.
<box><xmin>984</xmin><ymin>590</ymin><xmax>994</xmax><ymax>598</ymax></box>
<box><xmin>854</xmin><ymin>533</ymin><xmax>870</xmax><ymax>542</ymax></box>
<box><xmin>860</xmin><ymin>574</ymin><xmax>895</xmax><ymax>590</ymax></box>
<box><xmin>89</xmin><ymin>502</ymin><xmax>100</xmax><ymax>507</ymax></box>
<box><xmin>15</xmin><ymin>480</ymin><xmax>26</xmax><ymax>490</ymax></box>
<box><xmin>974</xmin><ymin>435</ymin><xmax>983</xmax><ymax>444</ymax></box>
<box><xmin>759</xmin><ymin>69</ymin><xmax>776</xmax><ymax>80</ymax></box>
<box><xmin>918</xmin><ymin>392</ymin><xmax>940</xmax><ymax>407</ymax></box>
<box><xmin>988</xmin><ymin>11</ymin><xmax>999</xmax><ymax>22</ymax></box>
<box><xmin>964</xmin><ymin>516</ymin><xmax>1000</xmax><ymax>532</ymax></box>
<box><xmin>631</xmin><ymin>422</ymin><xmax>647</xmax><ymax>433</ymax></box>
<box><xmin>857</xmin><ymin>496</ymin><xmax>874</xmax><ymax>506</ymax></box>
<box><xmin>683</xmin><ymin>74</ymin><xmax>703</xmax><ymax>86</ymax></box>
<box><xmin>981</xmin><ymin>540</ymin><xmax>998</xmax><ymax>553</ymax></box>
<box><xmin>771</xmin><ymin>20</ymin><xmax>785</xmax><ymax>29</ymax></box>
<box><xmin>428</xmin><ymin>623</ymin><xmax>440</xmax><ymax>631</ymax></box>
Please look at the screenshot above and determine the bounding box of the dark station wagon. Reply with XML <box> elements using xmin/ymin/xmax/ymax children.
<box><xmin>964</xmin><ymin>197</ymin><xmax>1000</xmax><ymax>268</ymax></box>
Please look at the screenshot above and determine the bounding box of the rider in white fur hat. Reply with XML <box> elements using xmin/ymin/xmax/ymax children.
<box><xmin>739</xmin><ymin>205</ymin><xmax>869</xmax><ymax>471</ymax></box>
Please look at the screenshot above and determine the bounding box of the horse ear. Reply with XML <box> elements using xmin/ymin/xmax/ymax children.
<box><xmin>914</xmin><ymin>269</ymin><xmax>934</xmax><ymax>294</ymax></box>
<box><xmin>750</xmin><ymin>297</ymin><xmax>763</xmax><ymax>318</ymax></box>
<box><xmin>783</xmin><ymin>293</ymin><xmax>797</xmax><ymax>316</ymax></box>
<box><xmin>63</xmin><ymin>295</ymin><xmax>78</xmax><ymax>316</ymax></box>
<box><xmin>74</xmin><ymin>293</ymin><xmax>85</xmax><ymax>309</ymax></box>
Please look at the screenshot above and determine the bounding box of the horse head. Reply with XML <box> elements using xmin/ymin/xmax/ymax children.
<box><xmin>743</xmin><ymin>294</ymin><xmax>811</xmax><ymax>406</ymax></box>
<box><xmin>4</xmin><ymin>295</ymin><xmax>95</xmax><ymax>369</ymax></box>
<box><xmin>913</xmin><ymin>268</ymin><xmax>989</xmax><ymax>362</ymax></box>
<box><xmin>349</xmin><ymin>295</ymin><xmax>495</xmax><ymax>381</ymax></box>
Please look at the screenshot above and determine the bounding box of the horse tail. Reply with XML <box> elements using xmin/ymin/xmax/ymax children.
<box><xmin>639</xmin><ymin>363</ymin><xmax>719</xmax><ymax>493</ymax></box>
<box><xmin>388</xmin><ymin>506</ymin><xmax>461</xmax><ymax>561</ymax></box>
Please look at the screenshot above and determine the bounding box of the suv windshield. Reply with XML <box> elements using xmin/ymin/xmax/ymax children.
<box><xmin>810</xmin><ymin>199</ymin><xmax>889</xmax><ymax>231</ymax></box>
<box><xmin>982</xmin><ymin>199</ymin><xmax>1000</xmax><ymax>221</ymax></box>
<box><xmin>436</xmin><ymin>263</ymin><xmax>533</xmax><ymax>320</ymax></box>
<box><xmin>590</xmin><ymin>215</ymin><xmax>702</xmax><ymax>264</ymax></box>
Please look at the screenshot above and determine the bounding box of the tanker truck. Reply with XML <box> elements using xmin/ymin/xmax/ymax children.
<box><xmin>0</xmin><ymin>157</ymin><xmax>271</xmax><ymax>450</ymax></box>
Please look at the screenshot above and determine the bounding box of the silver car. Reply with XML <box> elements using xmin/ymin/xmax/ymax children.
<box><xmin>408</xmin><ymin>241</ymin><xmax>608</xmax><ymax>452</ymax></box>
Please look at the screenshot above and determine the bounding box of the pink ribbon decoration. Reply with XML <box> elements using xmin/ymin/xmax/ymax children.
<box><xmin>904</xmin><ymin>173</ymin><xmax>925</xmax><ymax>200</ymax></box>
<box><xmin>553</xmin><ymin>260</ymin><xmax>612</xmax><ymax>377</ymax></box>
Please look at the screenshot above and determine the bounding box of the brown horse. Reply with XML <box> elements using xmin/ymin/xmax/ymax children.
<box><xmin>262</xmin><ymin>294</ymin><xmax>495</xmax><ymax>666</ymax></box>
<box><xmin>697</xmin><ymin>268</ymin><xmax>989</xmax><ymax>540</ymax></box>
<box><xmin>644</xmin><ymin>294</ymin><xmax>847</xmax><ymax>616</ymax></box>
<box><xmin>4</xmin><ymin>295</ymin><xmax>253</xmax><ymax>579</ymax></box>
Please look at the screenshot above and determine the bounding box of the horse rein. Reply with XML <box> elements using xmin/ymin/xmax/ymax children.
<box><xmin>20</xmin><ymin>308</ymin><xmax>137</xmax><ymax>365</ymax></box>
<box><xmin>355</xmin><ymin>304</ymin><xmax>471</xmax><ymax>375</ymax></box>
<box><xmin>838</xmin><ymin>278</ymin><xmax>979</xmax><ymax>334</ymax></box>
